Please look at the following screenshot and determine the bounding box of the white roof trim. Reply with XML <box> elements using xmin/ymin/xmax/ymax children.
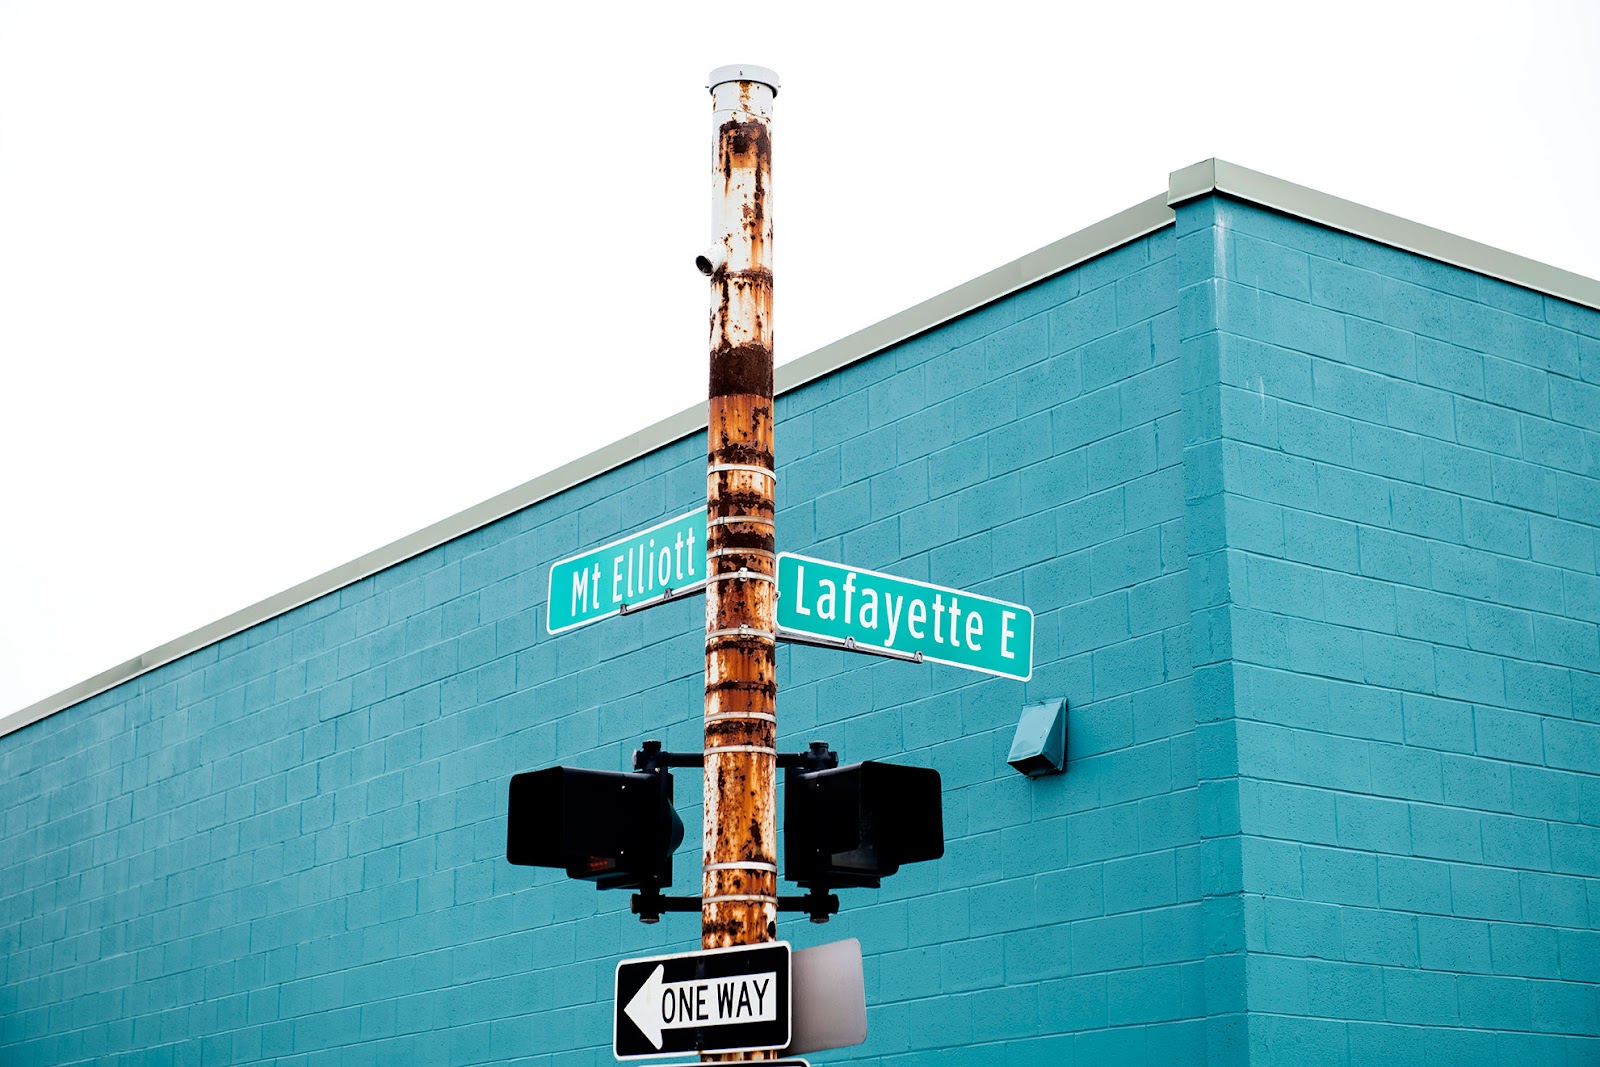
<box><xmin>1169</xmin><ymin>158</ymin><xmax>1600</xmax><ymax>312</ymax></box>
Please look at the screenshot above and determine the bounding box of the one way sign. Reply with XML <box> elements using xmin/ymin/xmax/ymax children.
<box><xmin>614</xmin><ymin>942</ymin><xmax>791</xmax><ymax>1060</ymax></box>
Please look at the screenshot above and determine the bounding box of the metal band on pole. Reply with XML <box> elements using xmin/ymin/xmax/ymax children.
<box><xmin>707</xmin><ymin>515</ymin><xmax>775</xmax><ymax>529</ymax></box>
<box><xmin>705</xmin><ymin>626</ymin><xmax>777</xmax><ymax>642</ymax></box>
<box><xmin>704</xmin><ymin>744</ymin><xmax>779</xmax><ymax>757</ymax></box>
<box><xmin>705</xmin><ymin>569</ymin><xmax>776</xmax><ymax>586</ymax></box>
<box><xmin>705</xmin><ymin>711</ymin><xmax>778</xmax><ymax>726</ymax></box>
<box><xmin>707</xmin><ymin>547</ymin><xmax>777</xmax><ymax>562</ymax></box>
<box><xmin>703</xmin><ymin>861</ymin><xmax>779</xmax><ymax>874</ymax></box>
<box><xmin>707</xmin><ymin>463</ymin><xmax>777</xmax><ymax>481</ymax></box>
<box><xmin>703</xmin><ymin>893</ymin><xmax>780</xmax><ymax>905</ymax></box>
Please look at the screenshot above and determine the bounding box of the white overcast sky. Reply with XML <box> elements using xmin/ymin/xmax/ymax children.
<box><xmin>2</xmin><ymin>1</ymin><xmax>1597</xmax><ymax>715</ymax></box>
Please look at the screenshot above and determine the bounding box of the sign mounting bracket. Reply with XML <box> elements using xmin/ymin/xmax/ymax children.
<box><xmin>776</xmin><ymin>628</ymin><xmax>926</xmax><ymax>663</ymax></box>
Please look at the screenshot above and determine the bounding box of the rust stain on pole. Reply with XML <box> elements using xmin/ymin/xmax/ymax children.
<box><xmin>702</xmin><ymin>65</ymin><xmax>779</xmax><ymax>1062</ymax></box>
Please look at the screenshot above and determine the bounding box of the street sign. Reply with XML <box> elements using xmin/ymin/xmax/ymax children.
<box><xmin>546</xmin><ymin>509</ymin><xmax>707</xmax><ymax>634</ymax></box>
<box><xmin>775</xmin><ymin>553</ymin><xmax>1034</xmax><ymax>681</ymax></box>
<box><xmin>614</xmin><ymin>941</ymin><xmax>791</xmax><ymax>1060</ymax></box>
<box><xmin>783</xmin><ymin>938</ymin><xmax>867</xmax><ymax>1057</ymax></box>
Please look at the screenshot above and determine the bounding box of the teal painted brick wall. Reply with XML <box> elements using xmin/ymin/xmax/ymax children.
<box><xmin>4</xmin><ymin>197</ymin><xmax>1597</xmax><ymax>1066</ymax></box>
<box><xmin>1179</xmin><ymin>197</ymin><xmax>1600</xmax><ymax>1065</ymax></box>
<box><xmin>795</xmin><ymin>231</ymin><xmax>1202</xmax><ymax>1066</ymax></box>
<box><xmin>0</xmin><ymin>229</ymin><xmax>1207</xmax><ymax>1066</ymax></box>
<box><xmin>1177</xmin><ymin>196</ymin><xmax>1253</xmax><ymax>1066</ymax></box>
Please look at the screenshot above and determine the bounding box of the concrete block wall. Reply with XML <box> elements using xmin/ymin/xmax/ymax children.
<box><xmin>1178</xmin><ymin>196</ymin><xmax>1600</xmax><ymax>1065</ymax></box>
<box><xmin>4</xmin><ymin>192</ymin><xmax>1596</xmax><ymax>1066</ymax></box>
<box><xmin>777</xmin><ymin>229</ymin><xmax>1202</xmax><ymax>1064</ymax></box>
<box><xmin>0</xmin><ymin>227</ymin><xmax>1211</xmax><ymax>1065</ymax></box>
<box><xmin>0</xmin><ymin>443</ymin><xmax>708</xmax><ymax>1067</ymax></box>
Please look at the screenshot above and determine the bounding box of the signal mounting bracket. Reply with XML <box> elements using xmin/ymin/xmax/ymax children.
<box><xmin>630</xmin><ymin>739</ymin><xmax>841</xmax><ymax>923</ymax></box>
<box><xmin>634</xmin><ymin>738</ymin><xmax>838</xmax><ymax>773</ymax></box>
<box><xmin>631</xmin><ymin>886</ymin><xmax>840</xmax><ymax>925</ymax></box>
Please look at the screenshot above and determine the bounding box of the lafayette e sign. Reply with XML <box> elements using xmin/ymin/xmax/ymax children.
<box><xmin>776</xmin><ymin>553</ymin><xmax>1034</xmax><ymax>680</ymax></box>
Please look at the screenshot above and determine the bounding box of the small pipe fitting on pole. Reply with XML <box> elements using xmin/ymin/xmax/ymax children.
<box><xmin>694</xmin><ymin>245</ymin><xmax>727</xmax><ymax>277</ymax></box>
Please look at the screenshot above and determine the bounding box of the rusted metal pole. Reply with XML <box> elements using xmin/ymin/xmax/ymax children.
<box><xmin>700</xmin><ymin>63</ymin><xmax>779</xmax><ymax>1050</ymax></box>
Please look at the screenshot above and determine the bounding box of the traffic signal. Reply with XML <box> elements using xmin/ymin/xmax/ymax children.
<box><xmin>784</xmin><ymin>761</ymin><xmax>944</xmax><ymax>890</ymax></box>
<box><xmin>506</xmin><ymin>766</ymin><xmax>685</xmax><ymax>890</ymax></box>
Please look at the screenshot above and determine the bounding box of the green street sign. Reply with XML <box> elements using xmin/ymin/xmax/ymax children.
<box><xmin>775</xmin><ymin>553</ymin><xmax>1033</xmax><ymax>681</ymax></box>
<box><xmin>546</xmin><ymin>510</ymin><xmax>708</xmax><ymax>634</ymax></box>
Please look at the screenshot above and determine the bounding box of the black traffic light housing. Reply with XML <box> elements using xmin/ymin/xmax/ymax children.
<box><xmin>784</xmin><ymin>760</ymin><xmax>945</xmax><ymax>891</ymax></box>
<box><xmin>506</xmin><ymin>742</ymin><xmax>941</xmax><ymax>923</ymax></box>
<box><xmin>506</xmin><ymin>765</ymin><xmax>684</xmax><ymax>891</ymax></box>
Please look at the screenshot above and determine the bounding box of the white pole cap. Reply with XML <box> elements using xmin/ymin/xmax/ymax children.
<box><xmin>707</xmin><ymin>65</ymin><xmax>780</xmax><ymax>96</ymax></box>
